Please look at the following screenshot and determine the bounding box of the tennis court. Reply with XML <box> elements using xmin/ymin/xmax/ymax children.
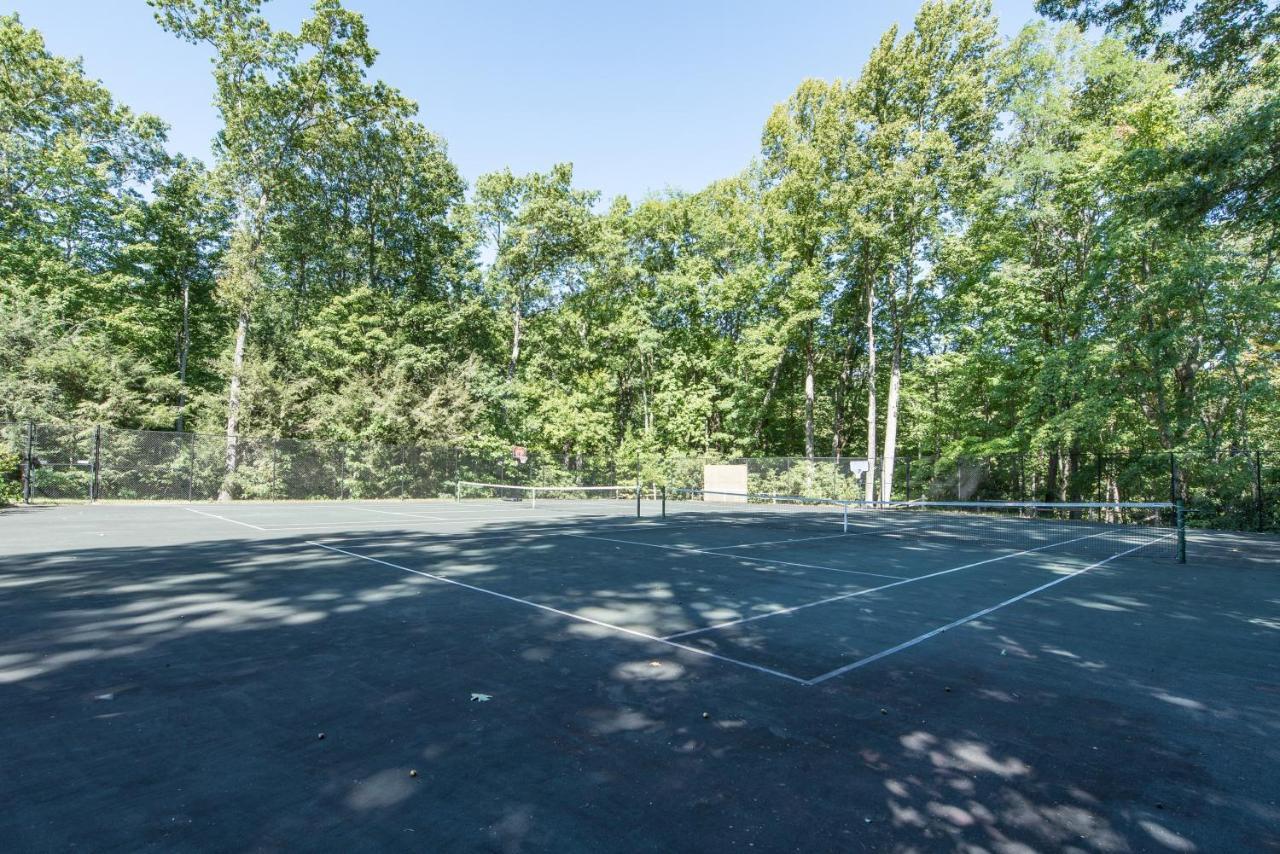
<box><xmin>2</xmin><ymin>492</ymin><xmax>1277</xmax><ymax>851</ymax></box>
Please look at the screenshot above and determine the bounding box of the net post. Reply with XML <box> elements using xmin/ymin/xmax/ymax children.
<box><xmin>90</xmin><ymin>424</ymin><xmax>102</xmax><ymax>503</ymax></box>
<box><xmin>661</xmin><ymin>484</ymin><xmax>666</xmax><ymax>519</ymax></box>
<box><xmin>531</xmin><ymin>487</ymin><xmax>537</xmax><ymax>510</ymax></box>
<box><xmin>455</xmin><ymin>479</ymin><xmax>461</xmax><ymax>503</ymax></box>
<box><xmin>635</xmin><ymin>476</ymin><xmax>641</xmax><ymax>518</ymax></box>
<box><xmin>1176</xmin><ymin>500</ymin><xmax>1186</xmax><ymax>564</ymax></box>
<box><xmin>842</xmin><ymin>502</ymin><xmax>848</xmax><ymax>533</ymax></box>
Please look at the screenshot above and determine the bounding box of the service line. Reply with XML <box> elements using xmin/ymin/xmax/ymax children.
<box><xmin>662</xmin><ymin>527</ymin><xmax>1135</xmax><ymax>640</ymax></box>
<box><xmin>304</xmin><ymin>540</ymin><xmax>807</xmax><ymax>684</ymax></box>
<box><xmin>566</xmin><ymin>532</ymin><xmax>907</xmax><ymax>581</ymax></box>
<box><xmin>804</xmin><ymin>533</ymin><xmax>1175</xmax><ymax>684</ymax></box>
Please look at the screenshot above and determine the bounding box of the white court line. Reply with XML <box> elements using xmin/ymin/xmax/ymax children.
<box><xmin>257</xmin><ymin>513</ymin><xmax>669</xmax><ymax>532</ymax></box>
<box><xmin>803</xmin><ymin>533</ymin><xmax>1175</xmax><ymax>685</ymax></box>
<box><xmin>182</xmin><ymin>506</ymin><xmax>266</xmax><ymax>531</ymax></box>
<box><xmin>697</xmin><ymin>531</ymin><xmax>857</xmax><ymax>550</ymax></box>
<box><xmin>694</xmin><ymin>522</ymin><xmax>931</xmax><ymax>551</ymax></box>
<box><xmin>346</xmin><ymin>506</ymin><xmax>450</xmax><ymax>521</ymax></box>
<box><xmin>691</xmin><ymin>522</ymin><xmax>942</xmax><ymax>555</ymax></box>
<box><xmin>661</xmin><ymin>528</ymin><xmax>1130</xmax><ymax>640</ymax></box>
<box><xmin>259</xmin><ymin>515</ymin><xmax>572</xmax><ymax>530</ymax></box>
<box><xmin>567</xmin><ymin>533</ymin><xmax>907</xmax><ymax>581</ymax></box>
<box><xmin>304</xmin><ymin>540</ymin><xmax>807</xmax><ymax>684</ymax></box>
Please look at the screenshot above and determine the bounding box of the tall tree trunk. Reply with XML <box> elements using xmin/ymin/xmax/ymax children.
<box><xmin>219</xmin><ymin>308</ymin><xmax>249</xmax><ymax>501</ymax></box>
<box><xmin>367</xmin><ymin>214</ymin><xmax>377</xmax><ymax>289</ymax></box>
<box><xmin>753</xmin><ymin>346</ymin><xmax>788</xmax><ymax>446</ymax></box>
<box><xmin>1045</xmin><ymin>449</ymin><xmax>1060</xmax><ymax>503</ymax></box>
<box><xmin>881</xmin><ymin>324</ymin><xmax>904</xmax><ymax>502</ymax></box>
<box><xmin>882</xmin><ymin>240</ymin><xmax>916</xmax><ymax>502</ymax></box>
<box><xmin>831</xmin><ymin>330</ymin><xmax>856</xmax><ymax>460</ymax></box>
<box><xmin>507</xmin><ymin>305</ymin><xmax>522</xmax><ymax>381</ymax></box>
<box><xmin>219</xmin><ymin>198</ymin><xmax>269</xmax><ymax>500</ymax></box>
<box><xmin>176</xmin><ymin>275</ymin><xmax>190</xmax><ymax>432</ymax></box>
<box><xmin>864</xmin><ymin>279</ymin><xmax>877</xmax><ymax>503</ymax></box>
<box><xmin>804</xmin><ymin>323</ymin><xmax>815</xmax><ymax>460</ymax></box>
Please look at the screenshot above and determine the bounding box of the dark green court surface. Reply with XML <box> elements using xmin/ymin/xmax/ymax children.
<box><xmin>2</xmin><ymin>501</ymin><xmax>1277</xmax><ymax>852</ymax></box>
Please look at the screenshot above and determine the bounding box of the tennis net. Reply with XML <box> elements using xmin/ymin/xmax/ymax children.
<box><xmin>456</xmin><ymin>481</ymin><xmax>642</xmax><ymax>517</ymax></box>
<box><xmin>662</xmin><ymin>488</ymin><xmax>1185</xmax><ymax>560</ymax></box>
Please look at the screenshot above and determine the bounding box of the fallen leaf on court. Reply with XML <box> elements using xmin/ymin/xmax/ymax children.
<box><xmin>470</xmin><ymin>693</ymin><xmax>491</xmax><ymax>702</ymax></box>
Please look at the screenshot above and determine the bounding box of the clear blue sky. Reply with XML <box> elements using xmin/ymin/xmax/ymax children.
<box><xmin>10</xmin><ymin>0</ymin><xmax>1043</xmax><ymax>203</ymax></box>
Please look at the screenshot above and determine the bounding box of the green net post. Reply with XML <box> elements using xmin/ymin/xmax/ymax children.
<box><xmin>661</xmin><ymin>484</ymin><xmax>666</xmax><ymax>519</ymax></box>
<box><xmin>531</xmin><ymin>487</ymin><xmax>537</xmax><ymax>510</ymax></box>
<box><xmin>1176</xmin><ymin>500</ymin><xmax>1186</xmax><ymax>563</ymax></box>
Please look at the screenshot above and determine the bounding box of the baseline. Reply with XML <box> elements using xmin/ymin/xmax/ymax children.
<box><xmin>182</xmin><ymin>506</ymin><xmax>267</xmax><ymax>532</ymax></box>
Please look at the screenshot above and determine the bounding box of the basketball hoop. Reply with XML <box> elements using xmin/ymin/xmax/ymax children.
<box><xmin>512</xmin><ymin>445</ymin><xmax>528</xmax><ymax>465</ymax></box>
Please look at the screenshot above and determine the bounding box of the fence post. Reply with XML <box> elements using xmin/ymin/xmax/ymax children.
<box><xmin>270</xmin><ymin>442</ymin><xmax>279</xmax><ymax>500</ymax></box>
<box><xmin>1094</xmin><ymin>453</ymin><xmax>1103</xmax><ymax>503</ymax></box>
<box><xmin>1168</xmin><ymin>452</ymin><xmax>1177</xmax><ymax>503</ymax></box>
<box><xmin>23</xmin><ymin>420</ymin><xmax>34</xmax><ymax>504</ymax></box>
<box><xmin>1176</xmin><ymin>500</ymin><xmax>1186</xmax><ymax>564</ymax></box>
<box><xmin>337</xmin><ymin>445</ymin><xmax>346</xmax><ymax>500</ymax></box>
<box><xmin>1256</xmin><ymin>449</ymin><xmax>1265</xmax><ymax>533</ymax></box>
<box><xmin>90</xmin><ymin>425</ymin><xmax>102</xmax><ymax>502</ymax></box>
<box><xmin>188</xmin><ymin>433</ymin><xmax>196</xmax><ymax>501</ymax></box>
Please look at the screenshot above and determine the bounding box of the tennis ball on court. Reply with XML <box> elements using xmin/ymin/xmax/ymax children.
<box><xmin>702</xmin><ymin>712</ymin><xmax>710</xmax><ymax>719</ymax></box>
<box><xmin>880</xmin><ymin>708</ymin><xmax>888</xmax><ymax>715</ymax></box>
<box><xmin>317</xmin><ymin>732</ymin><xmax>325</xmax><ymax>740</ymax></box>
<box><xmin>409</xmin><ymin>769</ymin><xmax>418</xmax><ymax>778</ymax></box>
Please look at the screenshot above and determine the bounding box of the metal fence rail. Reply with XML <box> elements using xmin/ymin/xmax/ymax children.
<box><xmin>1</xmin><ymin>422</ymin><xmax>1275</xmax><ymax>531</ymax></box>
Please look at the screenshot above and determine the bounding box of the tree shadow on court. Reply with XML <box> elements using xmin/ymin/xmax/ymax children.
<box><xmin>1</xmin><ymin>525</ymin><xmax>1278</xmax><ymax>852</ymax></box>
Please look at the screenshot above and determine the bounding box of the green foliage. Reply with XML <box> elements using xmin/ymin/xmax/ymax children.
<box><xmin>0</xmin><ymin>0</ymin><xmax>1273</xmax><ymax>507</ymax></box>
<box><xmin>0</xmin><ymin>448</ymin><xmax>20</xmax><ymax>505</ymax></box>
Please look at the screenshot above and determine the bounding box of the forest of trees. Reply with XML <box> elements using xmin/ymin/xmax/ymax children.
<box><xmin>2</xmin><ymin>0</ymin><xmax>1276</xmax><ymax>502</ymax></box>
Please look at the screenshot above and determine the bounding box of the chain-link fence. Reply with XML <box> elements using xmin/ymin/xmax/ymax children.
<box><xmin>1</xmin><ymin>422</ymin><xmax>1274</xmax><ymax>531</ymax></box>
<box><xmin>0</xmin><ymin>423</ymin><xmax>641</xmax><ymax>505</ymax></box>
<box><xmin>657</xmin><ymin>448</ymin><xmax>1277</xmax><ymax>532</ymax></box>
